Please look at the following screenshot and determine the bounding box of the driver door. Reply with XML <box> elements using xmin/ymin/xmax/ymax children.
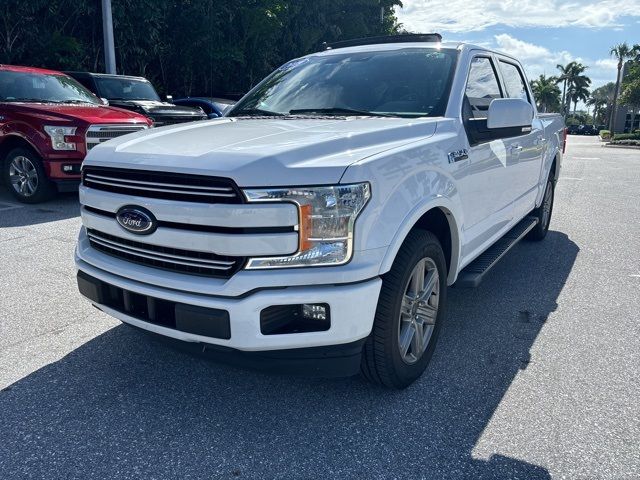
<box><xmin>454</xmin><ymin>55</ymin><xmax>514</xmax><ymax>259</ymax></box>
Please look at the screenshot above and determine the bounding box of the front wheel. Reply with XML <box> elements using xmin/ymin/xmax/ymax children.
<box><xmin>526</xmin><ymin>177</ymin><xmax>554</xmax><ymax>241</ymax></box>
<box><xmin>361</xmin><ymin>230</ymin><xmax>447</xmax><ymax>389</ymax></box>
<box><xmin>2</xmin><ymin>147</ymin><xmax>55</xmax><ymax>204</ymax></box>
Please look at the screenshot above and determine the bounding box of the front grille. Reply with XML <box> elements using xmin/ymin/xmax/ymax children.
<box><xmin>86</xmin><ymin>124</ymin><xmax>148</xmax><ymax>150</ymax></box>
<box><xmin>82</xmin><ymin>166</ymin><xmax>243</xmax><ymax>204</ymax></box>
<box><xmin>152</xmin><ymin>116</ymin><xmax>206</xmax><ymax>127</ymax></box>
<box><xmin>86</xmin><ymin>229</ymin><xmax>245</xmax><ymax>278</ymax></box>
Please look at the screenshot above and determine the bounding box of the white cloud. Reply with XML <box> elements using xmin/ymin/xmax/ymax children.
<box><xmin>491</xmin><ymin>34</ymin><xmax>617</xmax><ymax>90</ymax></box>
<box><xmin>396</xmin><ymin>0</ymin><xmax>640</xmax><ymax>32</ymax></box>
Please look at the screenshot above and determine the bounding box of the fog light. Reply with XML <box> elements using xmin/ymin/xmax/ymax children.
<box><xmin>62</xmin><ymin>164</ymin><xmax>81</xmax><ymax>174</ymax></box>
<box><xmin>260</xmin><ymin>303</ymin><xmax>330</xmax><ymax>335</ymax></box>
<box><xmin>302</xmin><ymin>303</ymin><xmax>327</xmax><ymax>321</ymax></box>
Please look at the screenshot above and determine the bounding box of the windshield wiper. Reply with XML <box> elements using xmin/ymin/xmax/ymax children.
<box><xmin>288</xmin><ymin>107</ymin><xmax>395</xmax><ymax>117</ymax></box>
<box><xmin>231</xmin><ymin>108</ymin><xmax>285</xmax><ymax>117</ymax></box>
<box><xmin>61</xmin><ymin>99</ymin><xmax>94</xmax><ymax>104</ymax></box>
<box><xmin>3</xmin><ymin>98</ymin><xmax>59</xmax><ymax>103</ymax></box>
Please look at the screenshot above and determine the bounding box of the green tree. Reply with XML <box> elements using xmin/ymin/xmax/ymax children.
<box><xmin>530</xmin><ymin>74</ymin><xmax>561</xmax><ymax>112</ymax></box>
<box><xmin>609</xmin><ymin>42</ymin><xmax>636</xmax><ymax>132</ymax></box>
<box><xmin>556</xmin><ymin>62</ymin><xmax>591</xmax><ymax>115</ymax></box>
<box><xmin>555</xmin><ymin>62</ymin><xmax>590</xmax><ymax>115</ymax></box>
<box><xmin>555</xmin><ymin>62</ymin><xmax>574</xmax><ymax>114</ymax></box>
<box><xmin>568</xmin><ymin>76</ymin><xmax>591</xmax><ymax>114</ymax></box>
<box><xmin>0</xmin><ymin>0</ymin><xmax>402</xmax><ymax>97</ymax></box>
<box><xmin>619</xmin><ymin>61</ymin><xmax>640</xmax><ymax>131</ymax></box>
<box><xmin>589</xmin><ymin>82</ymin><xmax>616</xmax><ymax>126</ymax></box>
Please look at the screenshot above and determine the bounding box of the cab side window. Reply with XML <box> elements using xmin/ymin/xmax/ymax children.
<box><xmin>498</xmin><ymin>61</ymin><xmax>530</xmax><ymax>103</ymax></box>
<box><xmin>464</xmin><ymin>57</ymin><xmax>502</xmax><ymax>120</ymax></box>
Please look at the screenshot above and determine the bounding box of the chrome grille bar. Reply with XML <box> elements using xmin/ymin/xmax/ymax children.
<box><xmin>86</xmin><ymin>229</ymin><xmax>244</xmax><ymax>277</ymax></box>
<box><xmin>83</xmin><ymin>177</ymin><xmax>237</xmax><ymax>198</ymax></box>
<box><xmin>81</xmin><ymin>166</ymin><xmax>243</xmax><ymax>204</ymax></box>
<box><xmin>86</xmin><ymin>124</ymin><xmax>148</xmax><ymax>150</ymax></box>
<box><xmin>83</xmin><ymin>173</ymin><xmax>234</xmax><ymax>192</ymax></box>
<box><xmin>86</xmin><ymin>231</ymin><xmax>235</xmax><ymax>269</ymax></box>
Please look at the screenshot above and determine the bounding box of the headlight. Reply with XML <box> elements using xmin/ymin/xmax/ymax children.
<box><xmin>243</xmin><ymin>183</ymin><xmax>371</xmax><ymax>268</ymax></box>
<box><xmin>43</xmin><ymin>125</ymin><xmax>77</xmax><ymax>151</ymax></box>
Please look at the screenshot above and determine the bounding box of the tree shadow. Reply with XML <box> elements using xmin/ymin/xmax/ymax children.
<box><xmin>0</xmin><ymin>189</ymin><xmax>80</xmax><ymax>227</ymax></box>
<box><xmin>0</xmin><ymin>231</ymin><xmax>578</xmax><ymax>479</ymax></box>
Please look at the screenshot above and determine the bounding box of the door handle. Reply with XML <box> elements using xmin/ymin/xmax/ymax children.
<box><xmin>510</xmin><ymin>144</ymin><xmax>523</xmax><ymax>154</ymax></box>
<box><xmin>534</xmin><ymin>135</ymin><xmax>547</xmax><ymax>146</ymax></box>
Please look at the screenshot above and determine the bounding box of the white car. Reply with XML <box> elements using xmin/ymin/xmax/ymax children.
<box><xmin>75</xmin><ymin>34</ymin><xmax>565</xmax><ymax>388</ymax></box>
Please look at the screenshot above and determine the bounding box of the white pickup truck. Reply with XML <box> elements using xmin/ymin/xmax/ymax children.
<box><xmin>75</xmin><ymin>34</ymin><xmax>565</xmax><ymax>388</ymax></box>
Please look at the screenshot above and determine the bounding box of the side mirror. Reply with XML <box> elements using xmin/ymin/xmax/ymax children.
<box><xmin>486</xmin><ymin>98</ymin><xmax>533</xmax><ymax>129</ymax></box>
<box><xmin>100</xmin><ymin>97</ymin><xmax>109</xmax><ymax>106</ymax></box>
<box><xmin>165</xmin><ymin>95</ymin><xmax>173</xmax><ymax>102</ymax></box>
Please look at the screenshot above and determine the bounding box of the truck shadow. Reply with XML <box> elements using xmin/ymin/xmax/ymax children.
<box><xmin>0</xmin><ymin>189</ymin><xmax>79</xmax><ymax>227</ymax></box>
<box><xmin>0</xmin><ymin>231</ymin><xmax>577</xmax><ymax>479</ymax></box>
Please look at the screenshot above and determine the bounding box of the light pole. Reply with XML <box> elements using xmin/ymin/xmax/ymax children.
<box><xmin>101</xmin><ymin>0</ymin><xmax>116</xmax><ymax>74</ymax></box>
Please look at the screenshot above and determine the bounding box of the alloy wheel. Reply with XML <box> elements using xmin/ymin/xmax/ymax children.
<box><xmin>397</xmin><ymin>257</ymin><xmax>440</xmax><ymax>364</ymax></box>
<box><xmin>9</xmin><ymin>156</ymin><xmax>38</xmax><ymax>197</ymax></box>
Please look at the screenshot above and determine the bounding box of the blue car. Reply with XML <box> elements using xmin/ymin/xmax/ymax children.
<box><xmin>172</xmin><ymin>97</ymin><xmax>235</xmax><ymax>118</ymax></box>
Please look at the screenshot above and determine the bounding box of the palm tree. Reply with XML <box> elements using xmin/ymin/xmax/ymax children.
<box><xmin>530</xmin><ymin>74</ymin><xmax>561</xmax><ymax>113</ymax></box>
<box><xmin>556</xmin><ymin>62</ymin><xmax>590</xmax><ymax>115</ymax></box>
<box><xmin>569</xmin><ymin>77</ymin><xmax>591</xmax><ymax>114</ymax></box>
<box><xmin>609</xmin><ymin>42</ymin><xmax>636</xmax><ymax>132</ymax></box>
<box><xmin>556</xmin><ymin>62</ymin><xmax>575</xmax><ymax>115</ymax></box>
<box><xmin>586</xmin><ymin>96</ymin><xmax>607</xmax><ymax>125</ymax></box>
<box><xmin>590</xmin><ymin>82</ymin><xmax>616</xmax><ymax>126</ymax></box>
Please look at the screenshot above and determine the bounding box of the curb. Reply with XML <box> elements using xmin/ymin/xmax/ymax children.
<box><xmin>602</xmin><ymin>144</ymin><xmax>640</xmax><ymax>150</ymax></box>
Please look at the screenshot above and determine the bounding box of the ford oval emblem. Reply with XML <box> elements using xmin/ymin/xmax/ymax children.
<box><xmin>116</xmin><ymin>205</ymin><xmax>157</xmax><ymax>235</ymax></box>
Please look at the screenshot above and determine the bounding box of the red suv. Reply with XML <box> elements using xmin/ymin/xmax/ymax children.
<box><xmin>0</xmin><ymin>65</ymin><xmax>152</xmax><ymax>203</ymax></box>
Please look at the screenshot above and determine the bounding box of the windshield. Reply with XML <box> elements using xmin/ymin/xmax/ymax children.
<box><xmin>94</xmin><ymin>77</ymin><xmax>161</xmax><ymax>101</ymax></box>
<box><xmin>229</xmin><ymin>48</ymin><xmax>458</xmax><ymax>118</ymax></box>
<box><xmin>0</xmin><ymin>71</ymin><xmax>100</xmax><ymax>104</ymax></box>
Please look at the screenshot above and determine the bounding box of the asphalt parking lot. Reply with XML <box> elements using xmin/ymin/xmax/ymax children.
<box><xmin>0</xmin><ymin>135</ymin><xmax>638</xmax><ymax>479</ymax></box>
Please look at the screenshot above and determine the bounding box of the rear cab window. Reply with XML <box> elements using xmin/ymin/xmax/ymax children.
<box><xmin>498</xmin><ymin>60</ymin><xmax>531</xmax><ymax>103</ymax></box>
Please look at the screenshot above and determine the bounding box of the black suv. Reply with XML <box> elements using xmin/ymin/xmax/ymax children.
<box><xmin>65</xmin><ymin>72</ymin><xmax>207</xmax><ymax>126</ymax></box>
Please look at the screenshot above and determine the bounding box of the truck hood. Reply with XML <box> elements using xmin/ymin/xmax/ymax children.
<box><xmin>2</xmin><ymin>102</ymin><xmax>149</xmax><ymax>125</ymax></box>
<box><xmin>108</xmin><ymin>99</ymin><xmax>204</xmax><ymax>117</ymax></box>
<box><xmin>85</xmin><ymin>117</ymin><xmax>439</xmax><ymax>186</ymax></box>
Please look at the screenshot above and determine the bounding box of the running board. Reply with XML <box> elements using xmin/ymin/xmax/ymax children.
<box><xmin>455</xmin><ymin>216</ymin><xmax>538</xmax><ymax>288</ymax></box>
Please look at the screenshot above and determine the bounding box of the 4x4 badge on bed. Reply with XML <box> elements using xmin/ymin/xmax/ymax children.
<box><xmin>116</xmin><ymin>205</ymin><xmax>157</xmax><ymax>235</ymax></box>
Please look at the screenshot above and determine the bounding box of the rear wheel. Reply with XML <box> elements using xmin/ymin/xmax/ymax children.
<box><xmin>361</xmin><ymin>230</ymin><xmax>447</xmax><ymax>389</ymax></box>
<box><xmin>3</xmin><ymin>147</ymin><xmax>54</xmax><ymax>204</ymax></box>
<box><xmin>526</xmin><ymin>177</ymin><xmax>554</xmax><ymax>241</ymax></box>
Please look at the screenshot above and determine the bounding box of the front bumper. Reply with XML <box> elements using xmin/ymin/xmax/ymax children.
<box><xmin>76</xmin><ymin>257</ymin><xmax>381</xmax><ymax>356</ymax></box>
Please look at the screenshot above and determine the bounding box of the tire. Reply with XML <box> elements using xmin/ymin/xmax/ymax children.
<box><xmin>2</xmin><ymin>147</ymin><xmax>55</xmax><ymax>204</ymax></box>
<box><xmin>526</xmin><ymin>176</ymin><xmax>554</xmax><ymax>241</ymax></box>
<box><xmin>361</xmin><ymin>230</ymin><xmax>448</xmax><ymax>389</ymax></box>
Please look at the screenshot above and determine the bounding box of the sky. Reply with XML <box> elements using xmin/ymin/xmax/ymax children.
<box><xmin>394</xmin><ymin>0</ymin><xmax>640</xmax><ymax>95</ymax></box>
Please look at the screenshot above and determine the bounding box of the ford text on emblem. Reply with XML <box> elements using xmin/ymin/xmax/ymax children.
<box><xmin>116</xmin><ymin>205</ymin><xmax>157</xmax><ymax>235</ymax></box>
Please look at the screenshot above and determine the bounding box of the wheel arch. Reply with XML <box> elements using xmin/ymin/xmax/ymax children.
<box><xmin>379</xmin><ymin>201</ymin><xmax>462</xmax><ymax>285</ymax></box>
<box><xmin>0</xmin><ymin>134</ymin><xmax>41</xmax><ymax>163</ymax></box>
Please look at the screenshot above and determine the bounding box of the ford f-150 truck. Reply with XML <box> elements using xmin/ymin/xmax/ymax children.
<box><xmin>65</xmin><ymin>72</ymin><xmax>208</xmax><ymax>127</ymax></box>
<box><xmin>75</xmin><ymin>34</ymin><xmax>565</xmax><ymax>388</ymax></box>
<box><xmin>0</xmin><ymin>65</ymin><xmax>152</xmax><ymax>203</ymax></box>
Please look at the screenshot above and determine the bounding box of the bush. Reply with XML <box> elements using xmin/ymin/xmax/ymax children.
<box><xmin>599</xmin><ymin>130</ymin><xmax>611</xmax><ymax>139</ymax></box>
<box><xmin>612</xmin><ymin>133</ymin><xmax>640</xmax><ymax>141</ymax></box>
